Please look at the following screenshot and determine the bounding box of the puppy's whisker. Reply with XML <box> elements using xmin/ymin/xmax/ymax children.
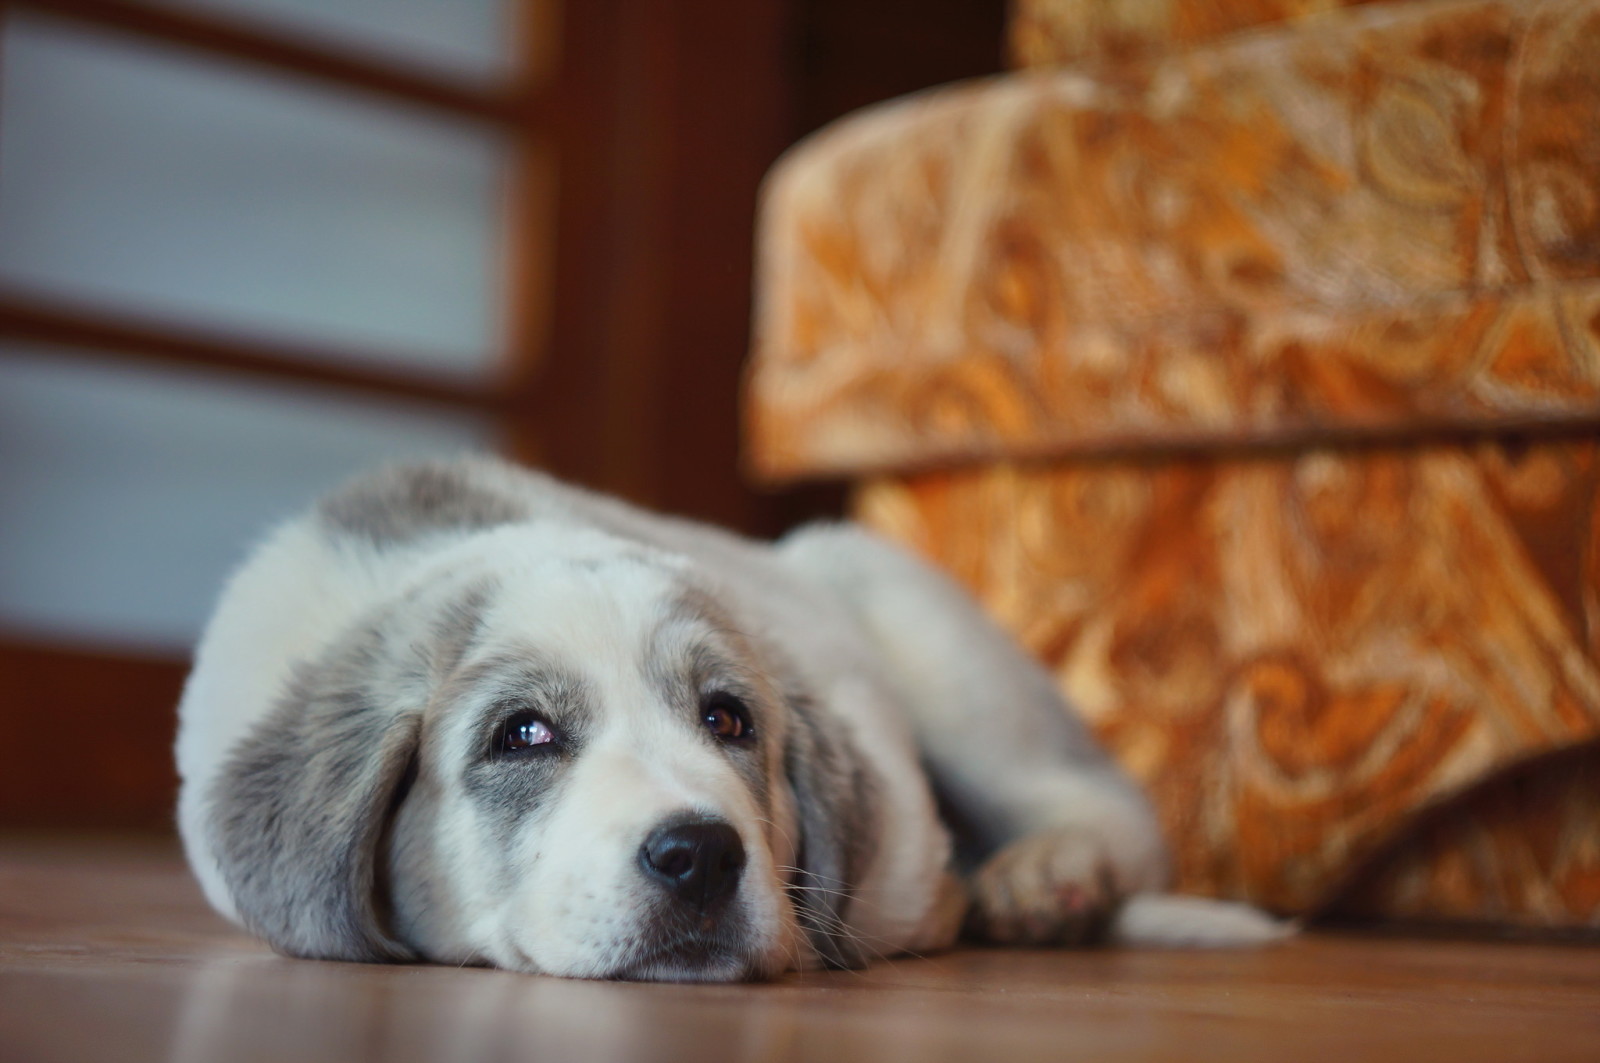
<box><xmin>773</xmin><ymin>855</ymin><xmax>939</xmax><ymax>968</ymax></box>
<box><xmin>785</xmin><ymin>887</ymin><xmax>939</xmax><ymax>968</ymax></box>
<box><xmin>784</xmin><ymin>891</ymin><xmax>919</xmax><ymax>969</ymax></box>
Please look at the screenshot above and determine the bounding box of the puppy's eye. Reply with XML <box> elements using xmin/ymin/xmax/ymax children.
<box><xmin>701</xmin><ymin>694</ymin><xmax>754</xmax><ymax>742</ymax></box>
<box><xmin>497</xmin><ymin>711</ymin><xmax>557</xmax><ymax>756</ymax></box>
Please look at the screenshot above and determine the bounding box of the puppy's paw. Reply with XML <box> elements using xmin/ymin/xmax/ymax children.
<box><xmin>963</xmin><ymin>828</ymin><xmax>1115</xmax><ymax>947</ymax></box>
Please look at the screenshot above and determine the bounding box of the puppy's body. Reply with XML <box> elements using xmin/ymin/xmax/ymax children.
<box><xmin>177</xmin><ymin>458</ymin><xmax>1282</xmax><ymax>980</ymax></box>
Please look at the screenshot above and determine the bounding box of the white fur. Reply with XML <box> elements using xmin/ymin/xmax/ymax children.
<box><xmin>177</xmin><ymin>458</ymin><xmax>1286</xmax><ymax>980</ymax></box>
<box><xmin>1112</xmin><ymin>895</ymin><xmax>1300</xmax><ymax>947</ymax></box>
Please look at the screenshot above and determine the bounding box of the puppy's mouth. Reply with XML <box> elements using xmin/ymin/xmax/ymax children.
<box><xmin>607</xmin><ymin>922</ymin><xmax>768</xmax><ymax>982</ymax></box>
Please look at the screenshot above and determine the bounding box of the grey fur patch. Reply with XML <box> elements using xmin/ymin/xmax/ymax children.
<box><xmin>782</xmin><ymin>689</ymin><xmax>882</xmax><ymax>970</ymax></box>
<box><xmin>208</xmin><ymin>628</ymin><xmax>423</xmax><ymax>963</ymax></box>
<box><xmin>425</xmin><ymin>580</ymin><xmax>496</xmax><ymax>681</ymax></box>
<box><xmin>318</xmin><ymin>461</ymin><xmax>528</xmax><ymax>547</ymax></box>
<box><xmin>456</xmin><ymin>653</ymin><xmax>593</xmax><ymax>855</ymax></box>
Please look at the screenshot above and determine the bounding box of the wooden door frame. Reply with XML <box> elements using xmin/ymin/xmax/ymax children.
<box><xmin>0</xmin><ymin>0</ymin><xmax>797</xmax><ymax>831</ymax></box>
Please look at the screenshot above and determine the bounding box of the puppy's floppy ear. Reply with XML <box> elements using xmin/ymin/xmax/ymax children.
<box><xmin>782</xmin><ymin>691</ymin><xmax>881</xmax><ymax>970</ymax></box>
<box><xmin>207</xmin><ymin>644</ymin><xmax>422</xmax><ymax>963</ymax></box>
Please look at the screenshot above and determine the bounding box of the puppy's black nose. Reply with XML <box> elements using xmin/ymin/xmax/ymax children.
<box><xmin>639</xmin><ymin>819</ymin><xmax>746</xmax><ymax>914</ymax></box>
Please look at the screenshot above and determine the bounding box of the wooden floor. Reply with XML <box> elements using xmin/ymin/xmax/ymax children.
<box><xmin>3</xmin><ymin>837</ymin><xmax>1597</xmax><ymax>1063</ymax></box>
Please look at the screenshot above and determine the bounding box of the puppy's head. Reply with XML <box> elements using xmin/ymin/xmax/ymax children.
<box><xmin>206</xmin><ymin>525</ymin><xmax>875</xmax><ymax>980</ymax></box>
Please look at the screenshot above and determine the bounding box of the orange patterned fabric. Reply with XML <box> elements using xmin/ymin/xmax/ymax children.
<box><xmin>1328</xmin><ymin>746</ymin><xmax>1600</xmax><ymax>930</ymax></box>
<box><xmin>854</xmin><ymin>441</ymin><xmax>1600</xmax><ymax>915</ymax></box>
<box><xmin>1010</xmin><ymin>0</ymin><xmax>1380</xmax><ymax>68</ymax></box>
<box><xmin>748</xmin><ymin>0</ymin><xmax>1600</xmax><ymax>482</ymax></box>
<box><xmin>744</xmin><ymin>0</ymin><xmax>1600</xmax><ymax>928</ymax></box>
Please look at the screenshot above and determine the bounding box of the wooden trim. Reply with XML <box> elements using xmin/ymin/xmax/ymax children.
<box><xmin>509</xmin><ymin>0</ymin><xmax>810</xmax><ymax>535</ymax></box>
<box><xmin>511</xmin><ymin>0</ymin><xmax>562</xmax><ymax>93</ymax></box>
<box><xmin>497</xmin><ymin>0</ymin><xmax>561</xmax><ymax>453</ymax></box>
<box><xmin>0</xmin><ymin>289</ymin><xmax>501</xmax><ymax>411</ymax></box>
<box><xmin>501</xmin><ymin>0</ymin><xmax>636</xmax><ymax>482</ymax></box>
<box><xmin>9</xmin><ymin>0</ymin><xmax>535</xmax><ymax>126</ymax></box>
<box><xmin>0</xmin><ymin>634</ymin><xmax>186</xmax><ymax>831</ymax></box>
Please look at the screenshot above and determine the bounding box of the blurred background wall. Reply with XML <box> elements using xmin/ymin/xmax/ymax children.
<box><xmin>0</xmin><ymin>0</ymin><xmax>1008</xmax><ymax>830</ymax></box>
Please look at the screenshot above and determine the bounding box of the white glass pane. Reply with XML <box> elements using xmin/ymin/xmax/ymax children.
<box><xmin>0</xmin><ymin>349</ymin><xmax>495</xmax><ymax>650</ymax></box>
<box><xmin>0</xmin><ymin>14</ymin><xmax>508</xmax><ymax>378</ymax></box>
<box><xmin>150</xmin><ymin>0</ymin><xmax>515</xmax><ymax>82</ymax></box>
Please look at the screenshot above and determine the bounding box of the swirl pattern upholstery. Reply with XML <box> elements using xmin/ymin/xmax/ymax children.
<box><xmin>745</xmin><ymin>0</ymin><xmax>1600</xmax><ymax>929</ymax></box>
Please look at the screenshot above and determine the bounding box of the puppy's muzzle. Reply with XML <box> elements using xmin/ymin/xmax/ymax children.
<box><xmin>639</xmin><ymin>817</ymin><xmax>746</xmax><ymax>916</ymax></box>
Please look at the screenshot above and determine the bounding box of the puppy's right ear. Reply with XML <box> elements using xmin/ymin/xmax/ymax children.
<box><xmin>206</xmin><ymin>648</ymin><xmax>422</xmax><ymax>963</ymax></box>
<box><xmin>782</xmin><ymin>691</ymin><xmax>882</xmax><ymax>970</ymax></box>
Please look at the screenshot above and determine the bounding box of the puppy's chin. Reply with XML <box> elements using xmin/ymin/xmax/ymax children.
<box><xmin>606</xmin><ymin>940</ymin><xmax>771</xmax><ymax>983</ymax></box>
<box><xmin>600</xmin><ymin>910</ymin><xmax>789</xmax><ymax>983</ymax></box>
<box><xmin>488</xmin><ymin>907</ymin><xmax>794</xmax><ymax>983</ymax></box>
<box><xmin>489</xmin><ymin>939</ymin><xmax>779</xmax><ymax>983</ymax></box>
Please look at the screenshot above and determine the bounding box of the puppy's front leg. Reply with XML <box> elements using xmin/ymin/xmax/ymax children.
<box><xmin>963</xmin><ymin>827</ymin><xmax>1117</xmax><ymax>946</ymax></box>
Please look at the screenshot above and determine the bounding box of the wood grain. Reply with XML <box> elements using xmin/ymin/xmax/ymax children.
<box><xmin>2</xmin><ymin>837</ymin><xmax>1598</xmax><ymax>1063</ymax></box>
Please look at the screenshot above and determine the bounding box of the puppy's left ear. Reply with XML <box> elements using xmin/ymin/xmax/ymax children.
<box><xmin>206</xmin><ymin>655</ymin><xmax>422</xmax><ymax>963</ymax></box>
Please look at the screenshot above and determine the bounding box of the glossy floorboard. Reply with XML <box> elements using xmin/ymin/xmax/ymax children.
<box><xmin>3</xmin><ymin>836</ymin><xmax>1597</xmax><ymax>1063</ymax></box>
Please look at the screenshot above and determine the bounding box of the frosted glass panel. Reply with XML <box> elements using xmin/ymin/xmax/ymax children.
<box><xmin>0</xmin><ymin>350</ymin><xmax>495</xmax><ymax>650</ymax></box>
<box><xmin>151</xmin><ymin>0</ymin><xmax>514</xmax><ymax>81</ymax></box>
<box><xmin>0</xmin><ymin>14</ymin><xmax>508</xmax><ymax>378</ymax></box>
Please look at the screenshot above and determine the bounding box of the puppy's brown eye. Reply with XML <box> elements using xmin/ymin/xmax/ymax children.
<box><xmin>701</xmin><ymin>694</ymin><xmax>754</xmax><ymax>742</ymax></box>
<box><xmin>497</xmin><ymin>711</ymin><xmax>557</xmax><ymax>755</ymax></box>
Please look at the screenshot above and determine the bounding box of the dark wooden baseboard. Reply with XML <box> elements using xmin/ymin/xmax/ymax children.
<box><xmin>0</xmin><ymin>635</ymin><xmax>187</xmax><ymax>831</ymax></box>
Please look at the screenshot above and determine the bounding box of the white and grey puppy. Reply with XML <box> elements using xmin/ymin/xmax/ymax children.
<box><xmin>177</xmin><ymin>457</ymin><xmax>1285</xmax><ymax>981</ymax></box>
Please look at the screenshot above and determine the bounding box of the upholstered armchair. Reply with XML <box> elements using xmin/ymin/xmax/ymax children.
<box><xmin>745</xmin><ymin>0</ymin><xmax>1600</xmax><ymax>931</ymax></box>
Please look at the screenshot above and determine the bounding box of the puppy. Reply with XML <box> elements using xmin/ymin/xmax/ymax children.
<box><xmin>176</xmin><ymin>457</ymin><xmax>1285</xmax><ymax>980</ymax></box>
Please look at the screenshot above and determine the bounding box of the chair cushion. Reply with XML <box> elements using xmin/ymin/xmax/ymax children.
<box><xmin>747</xmin><ymin>0</ymin><xmax>1600</xmax><ymax>483</ymax></box>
